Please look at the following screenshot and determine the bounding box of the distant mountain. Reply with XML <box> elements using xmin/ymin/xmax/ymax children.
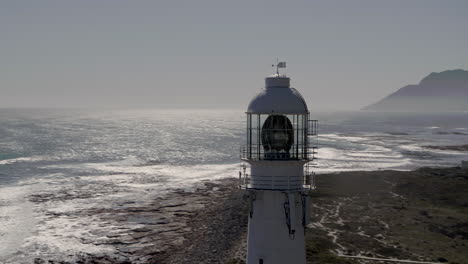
<box><xmin>364</xmin><ymin>69</ymin><xmax>468</xmax><ymax>111</ymax></box>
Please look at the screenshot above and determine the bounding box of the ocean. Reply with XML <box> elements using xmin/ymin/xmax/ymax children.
<box><xmin>1</xmin><ymin>108</ymin><xmax>468</xmax><ymax>262</ymax></box>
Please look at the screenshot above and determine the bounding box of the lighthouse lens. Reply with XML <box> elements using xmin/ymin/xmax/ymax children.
<box><xmin>261</xmin><ymin>115</ymin><xmax>294</xmax><ymax>156</ymax></box>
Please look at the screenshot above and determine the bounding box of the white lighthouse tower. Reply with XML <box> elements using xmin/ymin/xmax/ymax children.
<box><xmin>240</xmin><ymin>62</ymin><xmax>317</xmax><ymax>264</ymax></box>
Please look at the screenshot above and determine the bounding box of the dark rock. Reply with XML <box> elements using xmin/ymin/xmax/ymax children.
<box><xmin>132</xmin><ymin>227</ymin><xmax>152</xmax><ymax>232</ymax></box>
<box><xmin>364</xmin><ymin>69</ymin><xmax>468</xmax><ymax>111</ymax></box>
<box><xmin>34</xmin><ymin>258</ymin><xmax>46</xmax><ymax>264</ymax></box>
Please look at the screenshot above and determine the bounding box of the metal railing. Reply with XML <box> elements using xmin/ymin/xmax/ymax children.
<box><xmin>308</xmin><ymin>119</ymin><xmax>318</xmax><ymax>136</ymax></box>
<box><xmin>239</xmin><ymin>118</ymin><xmax>318</xmax><ymax>192</ymax></box>
<box><xmin>241</xmin><ymin>119</ymin><xmax>318</xmax><ymax>161</ymax></box>
<box><xmin>240</xmin><ymin>145</ymin><xmax>311</xmax><ymax>161</ymax></box>
<box><xmin>306</xmin><ymin>119</ymin><xmax>318</xmax><ymax>190</ymax></box>
<box><xmin>239</xmin><ymin>172</ymin><xmax>314</xmax><ymax>191</ymax></box>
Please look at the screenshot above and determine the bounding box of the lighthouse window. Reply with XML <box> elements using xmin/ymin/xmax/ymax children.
<box><xmin>261</xmin><ymin>114</ymin><xmax>294</xmax><ymax>159</ymax></box>
<box><xmin>243</xmin><ymin>113</ymin><xmax>310</xmax><ymax>161</ymax></box>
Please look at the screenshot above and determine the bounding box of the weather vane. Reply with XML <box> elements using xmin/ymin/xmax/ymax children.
<box><xmin>272</xmin><ymin>59</ymin><xmax>286</xmax><ymax>75</ymax></box>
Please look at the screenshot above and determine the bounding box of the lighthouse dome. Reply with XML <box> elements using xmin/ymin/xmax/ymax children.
<box><xmin>247</xmin><ymin>74</ymin><xmax>308</xmax><ymax>114</ymax></box>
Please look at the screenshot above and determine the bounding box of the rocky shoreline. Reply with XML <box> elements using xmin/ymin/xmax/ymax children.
<box><xmin>31</xmin><ymin>166</ymin><xmax>467</xmax><ymax>264</ymax></box>
<box><xmin>424</xmin><ymin>144</ymin><xmax>468</xmax><ymax>151</ymax></box>
<box><xmin>31</xmin><ymin>178</ymin><xmax>248</xmax><ymax>264</ymax></box>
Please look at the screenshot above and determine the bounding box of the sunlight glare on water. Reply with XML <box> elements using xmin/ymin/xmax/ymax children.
<box><xmin>1</xmin><ymin>109</ymin><xmax>468</xmax><ymax>262</ymax></box>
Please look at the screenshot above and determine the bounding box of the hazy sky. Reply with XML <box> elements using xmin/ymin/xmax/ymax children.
<box><xmin>1</xmin><ymin>0</ymin><xmax>468</xmax><ymax>110</ymax></box>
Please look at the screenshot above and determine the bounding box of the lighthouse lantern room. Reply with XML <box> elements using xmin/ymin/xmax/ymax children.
<box><xmin>240</xmin><ymin>62</ymin><xmax>317</xmax><ymax>264</ymax></box>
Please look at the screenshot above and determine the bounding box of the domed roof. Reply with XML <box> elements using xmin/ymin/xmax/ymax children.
<box><xmin>247</xmin><ymin>75</ymin><xmax>308</xmax><ymax>114</ymax></box>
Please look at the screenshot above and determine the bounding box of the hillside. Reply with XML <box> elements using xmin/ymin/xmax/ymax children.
<box><xmin>364</xmin><ymin>69</ymin><xmax>468</xmax><ymax>111</ymax></box>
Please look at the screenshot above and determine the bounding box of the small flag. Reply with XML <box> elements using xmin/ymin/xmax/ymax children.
<box><xmin>277</xmin><ymin>62</ymin><xmax>286</xmax><ymax>68</ymax></box>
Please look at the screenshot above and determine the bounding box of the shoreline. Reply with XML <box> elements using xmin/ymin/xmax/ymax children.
<box><xmin>28</xmin><ymin>166</ymin><xmax>468</xmax><ymax>264</ymax></box>
<box><xmin>28</xmin><ymin>178</ymin><xmax>248</xmax><ymax>264</ymax></box>
<box><xmin>424</xmin><ymin>144</ymin><xmax>468</xmax><ymax>151</ymax></box>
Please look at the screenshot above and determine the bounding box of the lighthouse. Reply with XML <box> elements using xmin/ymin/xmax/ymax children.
<box><xmin>240</xmin><ymin>62</ymin><xmax>318</xmax><ymax>264</ymax></box>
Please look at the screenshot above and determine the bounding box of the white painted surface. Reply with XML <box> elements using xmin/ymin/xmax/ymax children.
<box><xmin>247</xmin><ymin>160</ymin><xmax>306</xmax><ymax>190</ymax></box>
<box><xmin>265</xmin><ymin>74</ymin><xmax>290</xmax><ymax>88</ymax></box>
<box><xmin>247</xmin><ymin>190</ymin><xmax>306</xmax><ymax>264</ymax></box>
<box><xmin>247</xmin><ymin>75</ymin><xmax>308</xmax><ymax>114</ymax></box>
<box><xmin>245</xmin><ymin>72</ymin><xmax>310</xmax><ymax>263</ymax></box>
